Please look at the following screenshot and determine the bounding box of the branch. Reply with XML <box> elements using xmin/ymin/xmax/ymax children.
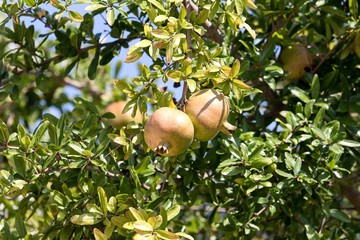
<box><xmin>178</xmin><ymin>0</ymin><xmax>192</xmax><ymax>110</ymax></box>
<box><xmin>312</xmin><ymin>29</ymin><xmax>353</xmax><ymax>74</ymax></box>
<box><xmin>341</xmin><ymin>184</ymin><xmax>360</xmax><ymax>212</ymax></box>
<box><xmin>188</xmin><ymin>0</ymin><xmax>223</xmax><ymax>44</ymax></box>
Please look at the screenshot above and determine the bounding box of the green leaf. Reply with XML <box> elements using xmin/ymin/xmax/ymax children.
<box><xmin>338</xmin><ymin>139</ymin><xmax>360</xmax><ymax>147</ymax></box>
<box><xmin>94</xmin><ymin>228</ymin><xmax>108</xmax><ymax>240</ymax></box>
<box><xmin>133</xmin><ymin>220</ymin><xmax>153</xmax><ymax>232</ymax></box>
<box><xmin>209</xmin><ymin>0</ymin><xmax>220</xmax><ymax>21</ymax></box>
<box><xmin>311</xmin><ymin>127</ymin><xmax>327</xmax><ymax>141</ymax></box>
<box><xmin>106</xmin><ymin>9</ymin><xmax>115</xmax><ymax>26</ymax></box>
<box><xmin>111</xmin><ymin>216</ymin><xmax>129</xmax><ymax>229</ymax></box>
<box><xmin>265</xmin><ymin>65</ymin><xmax>284</xmax><ymax>74</ymax></box>
<box><xmin>234</xmin><ymin>0</ymin><xmax>244</xmax><ymax>15</ymax></box>
<box><xmin>51</xmin><ymin>190</ymin><xmax>69</xmax><ymax>206</ymax></box>
<box><xmin>24</xmin><ymin>0</ymin><xmax>35</xmax><ymax>7</ymax></box>
<box><xmin>70</xmin><ymin>213</ymin><xmax>103</xmax><ymax>225</ymax></box>
<box><xmin>148</xmin><ymin>0</ymin><xmax>166</xmax><ymax>12</ymax></box>
<box><xmin>14</xmin><ymin>155</ymin><xmax>27</xmax><ymax>178</ymax></box>
<box><xmin>311</xmin><ymin>74</ymin><xmax>320</xmax><ymax>99</ymax></box>
<box><xmin>0</xmin><ymin>121</ymin><xmax>9</xmax><ymax>143</ymax></box>
<box><xmin>167</xmin><ymin>205</ymin><xmax>180</xmax><ymax>221</ymax></box>
<box><xmin>166</xmin><ymin>39</ymin><xmax>173</xmax><ymax>63</ymax></box>
<box><xmin>249</xmin><ymin>156</ymin><xmax>273</xmax><ymax>169</ymax></box>
<box><xmin>98</xmin><ymin>186</ymin><xmax>108</xmax><ymax>215</ymax></box>
<box><xmin>195</xmin><ymin>9</ymin><xmax>209</xmax><ymax>24</ymax></box>
<box><xmin>290</xmin><ymin>87</ymin><xmax>310</xmax><ymax>103</ymax></box>
<box><xmin>88</xmin><ymin>47</ymin><xmax>100</xmax><ymax>80</ymax></box>
<box><xmin>275</xmin><ymin>169</ymin><xmax>294</xmax><ymax>178</ymax></box>
<box><xmin>20</xmin><ymin>136</ymin><xmax>31</xmax><ymax>151</ymax></box>
<box><xmin>304</xmin><ymin>224</ymin><xmax>320</xmax><ymax>240</ymax></box>
<box><xmin>149</xmin><ymin>43</ymin><xmax>159</xmax><ymax>60</ymax></box>
<box><xmin>155</xmin><ymin>230</ymin><xmax>180</xmax><ymax>240</ymax></box>
<box><xmin>231</xmin><ymin>59</ymin><xmax>241</xmax><ymax>77</ymax></box>
<box><xmin>147</xmin><ymin>215</ymin><xmax>163</xmax><ymax>229</ymax></box>
<box><xmin>68</xmin><ymin>10</ymin><xmax>84</xmax><ymax>23</ymax></box>
<box><xmin>15</xmin><ymin>214</ymin><xmax>27</xmax><ymax>238</ymax></box>
<box><xmin>304</xmin><ymin>99</ymin><xmax>315</xmax><ymax>118</ymax></box>
<box><xmin>330</xmin><ymin>209</ymin><xmax>351</xmax><ymax>223</ymax></box>
<box><xmin>34</xmin><ymin>120</ymin><xmax>49</xmax><ymax>143</ymax></box>
<box><xmin>151</xmin><ymin>29</ymin><xmax>171</xmax><ymax>39</ymax></box>
<box><xmin>129</xmin><ymin>40</ymin><xmax>152</xmax><ymax>56</ymax></box>
<box><xmin>125</xmin><ymin>50</ymin><xmax>143</xmax><ymax>63</ymax></box>
<box><xmin>182</xmin><ymin>80</ymin><xmax>195</xmax><ymax>93</ymax></box>
<box><xmin>293</xmin><ymin>158</ymin><xmax>302</xmax><ymax>176</ymax></box>
<box><xmin>85</xmin><ymin>3</ymin><xmax>107</xmax><ymax>11</ymax></box>
<box><xmin>107</xmin><ymin>196</ymin><xmax>117</xmax><ymax>213</ymax></box>
<box><xmin>166</xmin><ymin>70</ymin><xmax>183</xmax><ymax>82</ymax></box>
<box><xmin>154</xmin><ymin>15</ymin><xmax>168</xmax><ymax>23</ymax></box>
<box><xmin>181</xmin><ymin>58</ymin><xmax>192</xmax><ymax>76</ymax></box>
<box><xmin>349</xmin><ymin>0</ymin><xmax>359</xmax><ymax>17</ymax></box>
<box><xmin>129</xmin><ymin>207</ymin><xmax>145</xmax><ymax>221</ymax></box>
<box><xmin>249</xmin><ymin>144</ymin><xmax>264</xmax><ymax>159</ymax></box>
<box><xmin>314</xmin><ymin>107</ymin><xmax>325</xmax><ymax>128</ymax></box>
<box><xmin>50</xmin><ymin>0</ymin><xmax>66</xmax><ymax>10</ymax></box>
<box><xmin>175</xmin><ymin>232</ymin><xmax>194</xmax><ymax>240</ymax></box>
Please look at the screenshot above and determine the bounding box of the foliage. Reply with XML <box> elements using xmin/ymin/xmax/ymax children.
<box><xmin>0</xmin><ymin>0</ymin><xmax>360</xmax><ymax>239</ymax></box>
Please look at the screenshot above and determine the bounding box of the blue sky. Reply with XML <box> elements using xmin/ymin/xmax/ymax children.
<box><xmin>7</xmin><ymin>3</ymin><xmax>181</xmax><ymax>117</ymax></box>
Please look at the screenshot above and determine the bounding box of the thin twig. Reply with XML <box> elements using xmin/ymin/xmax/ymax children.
<box><xmin>188</xmin><ymin>0</ymin><xmax>223</xmax><ymax>43</ymax></box>
<box><xmin>312</xmin><ymin>30</ymin><xmax>353</xmax><ymax>74</ymax></box>
<box><xmin>178</xmin><ymin>0</ymin><xmax>193</xmax><ymax>110</ymax></box>
<box><xmin>253</xmin><ymin>207</ymin><xmax>267</xmax><ymax>217</ymax></box>
<box><xmin>160</xmin><ymin>170</ymin><xmax>170</xmax><ymax>195</ymax></box>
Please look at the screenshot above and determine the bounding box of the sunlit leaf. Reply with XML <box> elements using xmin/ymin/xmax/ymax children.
<box><xmin>68</xmin><ymin>10</ymin><xmax>83</xmax><ymax>23</ymax></box>
<box><xmin>70</xmin><ymin>213</ymin><xmax>103</xmax><ymax>225</ymax></box>
<box><xmin>94</xmin><ymin>228</ymin><xmax>108</xmax><ymax>240</ymax></box>
<box><xmin>106</xmin><ymin>9</ymin><xmax>115</xmax><ymax>26</ymax></box>
<box><xmin>133</xmin><ymin>220</ymin><xmax>153</xmax><ymax>233</ymax></box>
<box><xmin>167</xmin><ymin>205</ymin><xmax>180</xmax><ymax>221</ymax></box>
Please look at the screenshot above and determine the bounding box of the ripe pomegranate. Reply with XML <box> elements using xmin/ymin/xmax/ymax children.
<box><xmin>144</xmin><ymin>107</ymin><xmax>194</xmax><ymax>156</ymax></box>
<box><xmin>185</xmin><ymin>89</ymin><xmax>236</xmax><ymax>141</ymax></box>
<box><xmin>105</xmin><ymin>101</ymin><xmax>143</xmax><ymax>129</ymax></box>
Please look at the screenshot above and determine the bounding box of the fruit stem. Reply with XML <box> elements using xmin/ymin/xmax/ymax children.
<box><xmin>219</xmin><ymin>121</ymin><xmax>237</xmax><ymax>137</ymax></box>
<box><xmin>154</xmin><ymin>142</ymin><xmax>171</xmax><ymax>155</ymax></box>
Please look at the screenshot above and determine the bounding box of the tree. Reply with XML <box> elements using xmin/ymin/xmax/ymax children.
<box><xmin>0</xmin><ymin>0</ymin><xmax>359</xmax><ymax>239</ymax></box>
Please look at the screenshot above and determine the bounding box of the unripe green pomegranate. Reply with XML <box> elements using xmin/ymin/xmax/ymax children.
<box><xmin>105</xmin><ymin>101</ymin><xmax>143</xmax><ymax>129</ymax></box>
<box><xmin>144</xmin><ymin>107</ymin><xmax>194</xmax><ymax>156</ymax></box>
<box><xmin>280</xmin><ymin>45</ymin><xmax>312</xmax><ymax>82</ymax></box>
<box><xmin>185</xmin><ymin>89</ymin><xmax>236</xmax><ymax>141</ymax></box>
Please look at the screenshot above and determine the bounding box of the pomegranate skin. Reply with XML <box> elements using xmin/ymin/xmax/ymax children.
<box><xmin>105</xmin><ymin>101</ymin><xmax>143</xmax><ymax>129</ymax></box>
<box><xmin>185</xmin><ymin>89</ymin><xmax>236</xmax><ymax>141</ymax></box>
<box><xmin>144</xmin><ymin>107</ymin><xmax>194</xmax><ymax>157</ymax></box>
<box><xmin>280</xmin><ymin>45</ymin><xmax>312</xmax><ymax>82</ymax></box>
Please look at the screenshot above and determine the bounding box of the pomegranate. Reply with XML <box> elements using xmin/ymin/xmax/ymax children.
<box><xmin>185</xmin><ymin>89</ymin><xmax>236</xmax><ymax>141</ymax></box>
<box><xmin>105</xmin><ymin>101</ymin><xmax>143</xmax><ymax>129</ymax></box>
<box><xmin>280</xmin><ymin>45</ymin><xmax>312</xmax><ymax>82</ymax></box>
<box><xmin>144</xmin><ymin>107</ymin><xmax>194</xmax><ymax>156</ymax></box>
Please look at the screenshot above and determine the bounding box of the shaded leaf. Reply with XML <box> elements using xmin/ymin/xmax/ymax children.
<box><xmin>330</xmin><ymin>209</ymin><xmax>351</xmax><ymax>223</ymax></box>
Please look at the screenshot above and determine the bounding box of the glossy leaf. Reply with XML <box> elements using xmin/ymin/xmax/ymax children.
<box><xmin>70</xmin><ymin>213</ymin><xmax>103</xmax><ymax>225</ymax></box>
